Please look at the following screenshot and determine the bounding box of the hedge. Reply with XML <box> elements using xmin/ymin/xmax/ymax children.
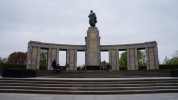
<box><xmin>0</xmin><ymin>63</ymin><xmax>26</xmax><ymax>70</ymax></box>
<box><xmin>118</xmin><ymin>65</ymin><xmax>178</xmax><ymax>70</ymax></box>
<box><xmin>39</xmin><ymin>66</ymin><xmax>47</xmax><ymax>70</ymax></box>
<box><xmin>0</xmin><ymin>63</ymin><xmax>178</xmax><ymax>71</ymax></box>
<box><xmin>159</xmin><ymin>64</ymin><xmax>178</xmax><ymax>69</ymax></box>
<box><xmin>119</xmin><ymin>67</ymin><xmax>127</xmax><ymax>71</ymax></box>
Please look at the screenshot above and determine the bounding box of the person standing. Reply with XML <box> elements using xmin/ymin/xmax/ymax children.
<box><xmin>66</xmin><ymin>63</ymin><xmax>69</xmax><ymax>72</ymax></box>
<box><xmin>52</xmin><ymin>59</ymin><xmax>57</xmax><ymax>74</ymax></box>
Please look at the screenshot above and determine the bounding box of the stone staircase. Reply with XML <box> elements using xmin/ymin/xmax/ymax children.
<box><xmin>36</xmin><ymin>69</ymin><xmax>171</xmax><ymax>78</ymax></box>
<box><xmin>0</xmin><ymin>78</ymin><xmax>178</xmax><ymax>94</ymax></box>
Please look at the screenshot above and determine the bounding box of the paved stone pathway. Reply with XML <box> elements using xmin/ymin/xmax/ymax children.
<box><xmin>0</xmin><ymin>93</ymin><xmax>178</xmax><ymax>100</ymax></box>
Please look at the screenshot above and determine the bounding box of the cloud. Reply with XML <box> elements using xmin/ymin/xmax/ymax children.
<box><xmin>0</xmin><ymin>0</ymin><xmax>178</xmax><ymax>64</ymax></box>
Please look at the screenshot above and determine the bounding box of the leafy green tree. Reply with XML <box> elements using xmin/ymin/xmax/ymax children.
<box><xmin>77</xmin><ymin>65</ymin><xmax>82</xmax><ymax>70</ymax></box>
<box><xmin>40</xmin><ymin>50</ymin><xmax>48</xmax><ymax>69</ymax></box>
<box><xmin>137</xmin><ymin>51</ymin><xmax>146</xmax><ymax>66</ymax></box>
<box><xmin>77</xmin><ymin>64</ymin><xmax>85</xmax><ymax>70</ymax></box>
<box><xmin>169</xmin><ymin>57</ymin><xmax>178</xmax><ymax>64</ymax></box>
<box><xmin>163</xmin><ymin>57</ymin><xmax>170</xmax><ymax>64</ymax></box>
<box><xmin>119</xmin><ymin>51</ymin><xmax>146</xmax><ymax>67</ymax></box>
<box><xmin>0</xmin><ymin>57</ymin><xmax>3</xmax><ymax>63</ymax></box>
<box><xmin>119</xmin><ymin>52</ymin><xmax>127</xmax><ymax>67</ymax></box>
<box><xmin>100</xmin><ymin>60</ymin><xmax>108</xmax><ymax>70</ymax></box>
<box><xmin>163</xmin><ymin>51</ymin><xmax>178</xmax><ymax>65</ymax></box>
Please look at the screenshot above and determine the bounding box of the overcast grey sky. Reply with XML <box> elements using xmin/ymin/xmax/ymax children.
<box><xmin>0</xmin><ymin>0</ymin><xmax>178</xmax><ymax>65</ymax></box>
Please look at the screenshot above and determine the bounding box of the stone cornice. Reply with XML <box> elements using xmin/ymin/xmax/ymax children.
<box><xmin>28</xmin><ymin>40</ymin><xmax>157</xmax><ymax>51</ymax></box>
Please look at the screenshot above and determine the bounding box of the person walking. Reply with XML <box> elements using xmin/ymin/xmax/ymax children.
<box><xmin>52</xmin><ymin>59</ymin><xmax>57</xmax><ymax>74</ymax></box>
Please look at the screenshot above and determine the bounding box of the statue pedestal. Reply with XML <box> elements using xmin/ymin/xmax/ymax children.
<box><xmin>85</xmin><ymin>27</ymin><xmax>101</xmax><ymax>70</ymax></box>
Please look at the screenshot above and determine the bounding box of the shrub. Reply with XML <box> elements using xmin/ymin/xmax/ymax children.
<box><xmin>39</xmin><ymin>66</ymin><xmax>47</xmax><ymax>70</ymax></box>
<box><xmin>1</xmin><ymin>63</ymin><xmax>26</xmax><ymax>69</ymax></box>
<box><xmin>0</xmin><ymin>63</ymin><xmax>5</xmax><ymax>70</ymax></box>
<box><xmin>159</xmin><ymin>64</ymin><xmax>178</xmax><ymax>69</ymax></box>
<box><xmin>60</xmin><ymin>66</ymin><xmax>66</xmax><ymax>70</ymax></box>
<box><xmin>120</xmin><ymin>67</ymin><xmax>127</xmax><ymax>71</ymax></box>
<box><xmin>139</xmin><ymin>66</ymin><xmax>147</xmax><ymax>70</ymax></box>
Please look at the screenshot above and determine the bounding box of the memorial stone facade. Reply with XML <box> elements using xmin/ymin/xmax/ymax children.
<box><xmin>26</xmin><ymin>27</ymin><xmax>159</xmax><ymax>71</ymax></box>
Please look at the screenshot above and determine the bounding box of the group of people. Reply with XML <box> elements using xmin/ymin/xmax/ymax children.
<box><xmin>52</xmin><ymin>59</ymin><xmax>112</xmax><ymax>73</ymax></box>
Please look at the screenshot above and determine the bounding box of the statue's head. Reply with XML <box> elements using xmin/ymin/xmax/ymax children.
<box><xmin>90</xmin><ymin>10</ymin><xmax>93</xmax><ymax>13</ymax></box>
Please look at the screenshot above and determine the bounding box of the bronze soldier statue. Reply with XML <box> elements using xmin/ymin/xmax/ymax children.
<box><xmin>88</xmin><ymin>10</ymin><xmax>97</xmax><ymax>27</ymax></box>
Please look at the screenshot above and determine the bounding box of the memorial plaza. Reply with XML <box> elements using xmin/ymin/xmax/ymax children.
<box><xmin>0</xmin><ymin>93</ymin><xmax>178</xmax><ymax>100</ymax></box>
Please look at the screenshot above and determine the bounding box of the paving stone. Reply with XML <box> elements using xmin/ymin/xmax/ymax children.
<box><xmin>0</xmin><ymin>93</ymin><xmax>178</xmax><ymax>100</ymax></box>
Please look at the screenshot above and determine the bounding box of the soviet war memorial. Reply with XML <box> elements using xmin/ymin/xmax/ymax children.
<box><xmin>26</xmin><ymin>10</ymin><xmax>159</xmax><ymax>71</ymax></box>
<box><xmin>0</xmin><ymin>1</ymin><xmax>178</xmax><ymax>100</ymax></box>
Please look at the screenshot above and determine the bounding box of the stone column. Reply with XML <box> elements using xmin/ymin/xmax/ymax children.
<box><xmin>85</xmin><ymin>27</ymin><xmax>101</xmax><ymax>69</ymax></box>
<box><xmin>36</xmin><ymin>47</ymin><xmax>40</xmax><ymax>70</ymax></box>
<box><xmin>66</xmin><ymin>49</ymin><xmax>77</xmax><ymax>71</ymax></box>
<box><xmin>66</xmin><ymin>49</ymin><xmax>69</xmax><ymax>66</ymax></box>
<box><xmin>146</xmin><ymin>47</ymin><xmax>159</xmax><ymax>70</ymax></box>
<box><xmin>51</xmin><ymin>48</ymin><xmax>58</xmax><ymax>64</ymax></box>
<box><xmin>31</xmin><ymin>46</ymin><xmax>38</xmax><ymax>69</ymax></box>
<box><xmin>109</xmin><ymin>49</ymin><xmax>119</xmax><ymax>70</ymax></box>
<box><xmin>51</xmin><ymin>48</ymin><xmax>57</xmax><ymax>61</ymax></box>
<box><xmin>154</xmin><ymin>45</ymin><xmax>159</xmax><ymax>69</ymax></box>
<box><xmin>127</xmin><ymin>49</ymin><xmax>130</xmax><ymax>70</ymax></box>
<box><xmin>26</xmin><ymin>46</ymin><xmax>32</xmax><ymax>69</ymax></box>
<box><xmin>118</xmin><ymin>50</ymin><xmax>120</xmax><ymax>70</ymax></box>
<box><xmin>47</xmin><ymin>48</ymin><xmax>51</xmax><ymax>70</ymax></box>
<box><xmin>74</xmin><ymin>49</ymin><xmax>77</xmax><ymax>70</ymax></box>
<box><xmin>146</xmin><ymin>47</ymin><xmax>150</xmax><ymax>69</ymax></box>
<box><xmin>127</xmin><ymin>48</ymin><xmax>138</xmax><ymax>70</ymax></box>
<box><xmin>135</xmin><ymin>48</ymin><xmax>138</xmax><ymax>70</ymax></box>
<box><xmin>56</xmin><ymin>48</ymin><xmax>59</xmax><ymax>65</ymax></box>
<box><xmin>146</xmin><ymin>47</ymin><xmax>154</xmax><ymax>69</ymax></box>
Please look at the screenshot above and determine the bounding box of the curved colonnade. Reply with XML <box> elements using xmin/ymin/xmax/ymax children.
<box><xmin>26</xmin><ymin>41</ymin><xmax>159</xmax><ymax>71</ymax></box>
